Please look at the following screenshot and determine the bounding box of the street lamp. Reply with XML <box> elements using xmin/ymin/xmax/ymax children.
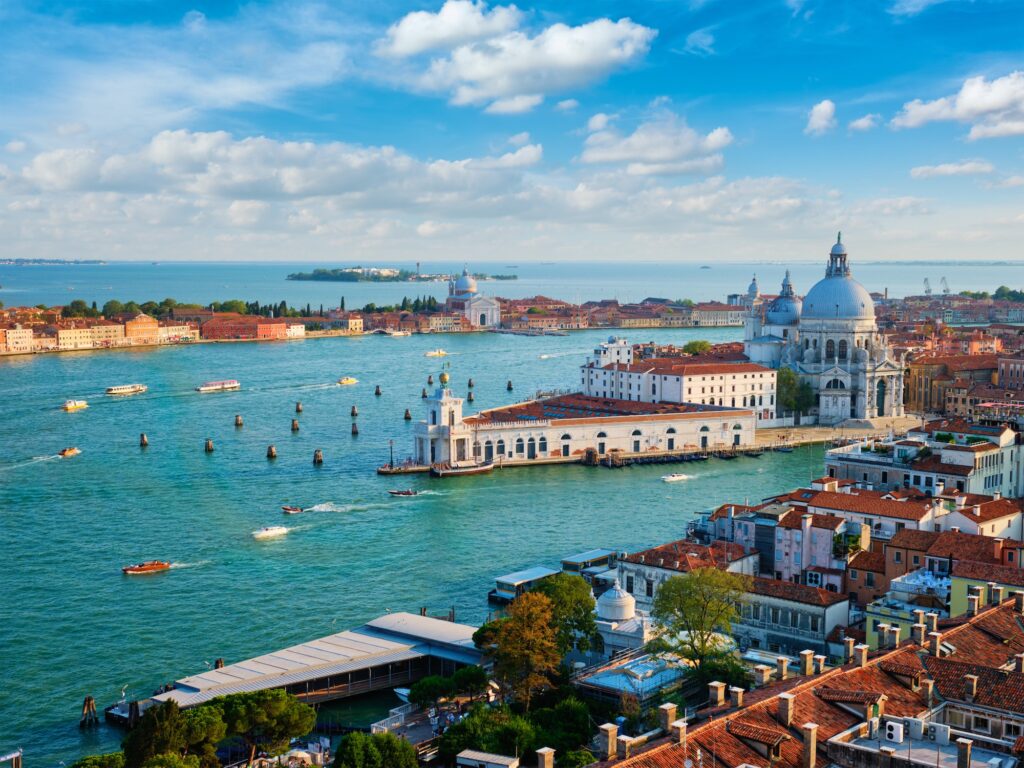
<box><xmin>389</xmin><ymin>439</ymin><xmax>395</xmax><ymax>468</ymax></box>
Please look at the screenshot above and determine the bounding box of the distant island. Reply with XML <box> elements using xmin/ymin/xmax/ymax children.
<box><xmin>0</xmin><ymin>258</ymin><xmax>106</xmax><ymax>265</ymax></box>
<box><xmin>286</xmin><ymin>266</ymin><xmax>517</xmax><ymax>282</ymax></box>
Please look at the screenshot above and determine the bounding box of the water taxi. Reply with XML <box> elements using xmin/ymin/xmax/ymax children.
<box><xmin>62</xmin><ymin>399</ymin><xmax>88</xmax><ymax>411</ymax></box>
<box><xmin>661</xmin><ymin>473</ymin><xmax>690</xmax><ymax>483</ymax></box>
<box><xmin>252</xmin><ymin>525</ymin><xmax>289</xmax><ymax>540</ymax></box>
<box><xmin>337</xmin><ymin>377</ymin><xmax>358</xmax><ymax>386</ymax></box>
<box><xmin>424</xmin><ymin>349</ymin><xmax>447</xmax><ymax>357</ymax></box>
<box><xmin>106</xmin><ymin>384</ymin><xmax>148</xmax><ymax>396</ymax></box>
<box><xmin>196</xmin><ymin>379</ymin><xmax>240</xmax><ymax>393</ymax></box>
<box><xmin>122</xmin><ymin>560</ymin><xmax>171</xmax><ymax>575</ymax></box>
<box><xmin>58</xmin><ymin>447</ymin><xmax>81</xmax><ymax>458</ymax></box>
<box><xmin>387</xmin><ymin>489</ymin><xmax>419</xmax><ymax>497</ymax></box>
<box><xmin>386</xmin><ymin>330</ymin><xmax>411</xmax><ymax>337</ymax></box>
<box><xmin>430</xmin><ymin>462</ymin><xmax>493</xmax><ymax>478</ymax></box>
<box><xmin>281</xmin><ymin>505</ymin><xmax>304</xmax><ymax>514</ymax></box>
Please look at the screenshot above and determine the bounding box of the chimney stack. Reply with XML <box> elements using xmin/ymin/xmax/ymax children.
<box><xmin>889</xmin><ymin>625</ymin><xmax>902</xmax><ymax>648</ymax></box>
<box><xmin>659</xmin><ymin>703</ymin><xmax>678</xmax><ymax>733</ymax></box>
<box><xmin>753</xmin><ymin>664</ymin><xmax>773</xmax><ymax>687</ymax></box>
<box><xmin>855</xmin><ymin>644</ymin><xmax>870</xmax><ymax>668</ymax></box>
<box><xmin>617</xmin><ymin>735</ymin><xmax>633</xmax><ymax>760</ymax></box>
<box><xmin>878</xmin><ymin>623</ymin><xmax>891</xmax><ymax>649</ymax></box>
<box><xmin>536</xmin><ymin>747</ymin><xmax>555</xmax><ymax>768</ymax></box>
<box><xmin>800</xmin><ymin>649</ymin><xmax>814</xmax><ymax>676</ymax></box>
<box><xmin>964</xmin><ymin>674</ymin><xmax>978</xmax><ymax>702</ymax></box>
<box><xmin>844</xmin><ymin>637</ymin><xmax>856</xmax><ymax>663</ymax></box>
<box><xmin>1015</xmin><ymin>654</ymin><xmax>1024</xmax><ymax>674</ymax></box>
<box><xmin>599</xmin><ymin>724</ymin><xmax>617</xmax><ymax>760</ymax></box>
<box><xmin>921</xmin><ymin>678</ymin><xmax>935</xmax><ymax>706</ymax></box>
<box><xmin>992</xmin><ymin>585</ymin><xmax>1005</xmax><ymax>605</ymax></box>
<box><xmin>670</xmin><ymin>719</ymin><xmax>688</xmax><ymax>745</ymax></box>
<box><xmin>912</xmin><ymin>623</ymin><xmax>927</xmax><ymax>645</ymax></box>
<box><xmin>778</xmin><ymin>693</ymin><xmax>795</xmax><ymax>728</ymax></box>
<box><xmin>1015</xmin><ymin>591</ymin><xmax>1024</xmax><ymax>612</ymax></box>
<box><xmin>730</xmin><ymin>686</ymin><xmax>745</xmax><ymax>708</ymax></box>
<box><xmin>929</xmin><ymin>632</ymin><xmax>943</xmax><ymax>657</ymax></box>
<box><xmin>987</xmin><ymin>581</ymin><xmax>998</xmax><ymax>604</ymax></box>
<box><xmin>777</xmin><ymin>656</ymin><xmax>790</xmax><ymax>681</ymax></box>
<box><xmin>968</xmin><ymin>595</ymin><xmax>980</xmax><ymax>616</ymax></box>
<box><xmin>709</xmin><ymin>681</ymin><xmax>727</xmax><ymax>707</ymax></box>
<box><xmin>956</xmin><ymin>738</ymin><xmax>973</xmax><ymax>768</ymax></box>
<box><xmin>926</xmin><ymin>612</ymin><xmax>939</xmax><ymax>633</ymax></box>
<box><xmin>814</xmin><ymin>655</ymin><xmax>827</xmax><ymax>674</ymax></box>
<box><xmin>913</xmin><ymin>609</ymin><xmax>926</xmax><ymax>626</ymax></box>
<box><xmin>802</xmin><ymin>723</ymin><xmax>819</xmax><ymax>768</ymax></box>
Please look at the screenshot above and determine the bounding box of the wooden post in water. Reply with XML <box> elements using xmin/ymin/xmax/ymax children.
<box><xmin>313</xmin><ymin>449</ymin><xmax>323</xmax><ymax>465</ymax></box>
<box><xmin>295</xmin><ymin>401</ymin><xmax>303</xmax><ymax>413</ymax></box>
<box><xmin>204</xmin><ymin>438</ymin><xmax>214</xmax><ymax>453</ymax></box>
<box><xmin>266</xmin><ymin>445</ymin><xmax>277</xmax><ymax>459</ymax></box>
<box><xmin>427</xmin><ymin>374</ymin><xmax>434</xmax><ymax>385</ymax></box>
<box><xmin>351</xmin><ymin>423</ymin><xmax>359</xmax><ymax>436</ymax></box>
<box><xmin>291</xmin><ymin>419</ymin><xmax>300</xmax><ymax>432</ymax></box>
<box><xmin>351</xmin><ymin>405</ymin><xmax>358</xmax><ymax>417</ymax></box>
<box><xmin>234</xmin><ymin>414</ymin><xmax>243</xmax><ymax>428</ymax></box>
<box><xmin>468</xmin><ymin>392</ymin><xmax>475</xmax><ymax>403</ymax></box>
<box><xmin>374</xmin><ymin>385</ymin><xmax>382</xmax><ymax>396</ymax></box>
<box><xmin>421</xmin><ymin>388</ymin><xmax>428</xmax><ymax>398</ymax></box>
<box><xmin>468</xmin><ymin>378</ymin><xmax>474</xmax><ymax>388</ymax></box>
<box><xmin>507</xmin><ymin>380</ymin><xmax>513</xmax><ymax>391</ymax></box>
<box><xmin>404</xmin><ymin>409</ymin><xmax>412</xmax><ymax>420</ymax></box>
<box><xmin>79</xmin><ymin>696</ymin><xmax>99</xmax><ymax>728</ymax></box>
<box><xmin>139</xmin><ymin>433</ymin><xmax>148</xmax><ymax>448</ymax></box>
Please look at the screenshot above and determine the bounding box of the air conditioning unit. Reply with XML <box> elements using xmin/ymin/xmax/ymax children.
<box><xmin>885</xmin><ymin>722</ymin><xmax>905</xmax><ymax>743</ymax></box>
<box><xmin>868</xmin><ymin>717</ymin><xmax>880</xmax><ymax>738</ymax></box>
<box><xmin>927</xmin><ymin>725</ymin><xmax>937</xmax><ymax>741</ymax></box>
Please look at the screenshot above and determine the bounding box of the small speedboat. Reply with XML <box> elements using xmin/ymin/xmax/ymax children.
<box><xmin>337</xmin><ymin>377</ymin><xmax>358</xmax><ymax>386</ymax></box>
<box><xmin>393</xmin><ymin>688</ymin><xmax>411</xmax><ymax>704</ymax></box>
<box><xmin>62</xmin><ymin>399</ymin><xmax>88</xmax><ymax>411</ymax></box>
<box><xmin>252</xmin><ymin>525</ymin><xmax>289</xmax><ymax>540</ymax></box>
<box><xmin>387</xmin><ymin>330</ymin><xmax>411</xmax><ymax>337</ymax></box>
<box><xmin>122</xmin><ymin>560</ymin><xmax>171</xmax><ymax>575</ymax></box>
<box><xmin>281</xmin><ymin>505</ymin><xmax>304</xmax><ymax>514</ymax></box>
<box><xmin>661</xmin><ymin>473</ymin><xmax>689</xmax><ymax>483</ymax></box>
<box><xmin>388</xmin><ymin>490</ymin><xmax>420</xmax><ymax>497</ymax></box>
<box><xmin>424</xmin><ymin>349</ymin><xmax>447</xmax><ymax>357</ymax></box>
<box><xmin>58</xmin><ymin>447</ymin><xmax>81</xmax><ymax>458</ymax></box>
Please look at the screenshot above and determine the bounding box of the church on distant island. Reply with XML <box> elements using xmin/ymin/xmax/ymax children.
<box><xmin>445</xmin><ymin>268</ymin><xmax>501</xmax><ymax>328</ymax></box>
<box><xmin>743</xmin><ymin>234</ymin><xmax>905</xmax><ymax>425</ymax></box>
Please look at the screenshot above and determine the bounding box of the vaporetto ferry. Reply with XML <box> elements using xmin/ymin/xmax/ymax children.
<box><xmin>105</xmin><ymin>384</ymin><xmax>148</xmax><ymax>396</ymax></box>
<box><xmin>195</xmin><ymin>379</ymin><xmax>240</xmax><ymax>393</ymax></box>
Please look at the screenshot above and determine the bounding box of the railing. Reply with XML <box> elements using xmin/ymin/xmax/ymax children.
<box><xmin>370</xmin><ymin>702</ymin><xmax>415</xmax><ymax>734</ymax></box>
<box><xmin>737</xmin><ymin>618</ymin><xmax>823</xmax><ymax>640</ymax></box>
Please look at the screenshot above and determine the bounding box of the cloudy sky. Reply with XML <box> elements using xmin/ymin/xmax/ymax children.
<box><xmin>0</xmin><ymin>0</ymin><xmax>1021</xmax><ymax>262</ymax></box>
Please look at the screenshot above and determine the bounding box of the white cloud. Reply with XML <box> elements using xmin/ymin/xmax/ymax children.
<box><xmin>848</xmin><ymin>113</ymin><xmax>880</xmax><ymax>132</ymax></box>
<box><xmin>56</xmin><ymin>122</ymin><xmax>88</xmax><ymax>136</ymax></box>
<box><xmin>587</xmin><ymin>113</ymin><xmax>613</xmax><ymax>132</ymax></box>
<box><xmin>5</xmin><ymin>141</ymin><xmax>27</xmax><ymax>154</ymax></box>
<box><xmin>910</xmin><ymin>160</ymin><xmax>994</xmax><ymax>178</ymax></box>
<box><xmin>892</xmin><ymin>71</ymin><xmax>1024</xmax><ymax>140</ymax></box>
<box><xmin>416</xmin><ymin>220</ymin><xmax>455</xmax><ymax>237</ymax></box>
<box><xmin>378</xmin><ymin>0</ymin><xmax>522</xmax><ymax>58</ymax></box>
<box><xmin>227</xmin><ymin>199</ymin><xmax>269</xmax><ymax>226</ymax></box>
<box><xmin>421</xmin><ymin>17</ymin><xmax>656</xmax><ymax>113</ymax></box>
<box><xmin>684</xmin><ymin>28</ymin><xmax>715</xmax><ymax>57</ymax></box>
<box><xmin>582</xmin><ymin>112</ymin><xmax>733</xmax><ymax>175</ymax></box>
<box><xmin>555</xmin><ymin>99</ymin><xmax>579</xmax><ymax>111</ymax></box>
<box><xmin>484</xmin><ymin>94</ymin><xmax>543</xmax><ymax>114</ymax></box>
<box><xmin>474</xmin><ymin>144</ymin><xmax>543</xmax><ymax>168</ymax></box>
<box><xmin>994</xmin><ymin>175</ymin><xmax>1024</xmax><ymax>188</ymax></box>
<box><xmin>804</xmin><ymin>99</ymin><xmax>837</xmax><ymax>136</ymax></box>
<box><xmin>888</xmin><ymin>0</ymin><xmax>949</xmax><ymax>16</ymax></box>
<box><xmin>508</xmin><ymin>132</ymin><xmax>530</xmax><ymax>147</ymax></box>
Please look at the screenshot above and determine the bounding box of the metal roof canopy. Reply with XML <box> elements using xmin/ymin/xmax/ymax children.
<box><xmin>494</xmin><ymin>566</ymin><xmax>559</xmax><ymax>585</ymax></box>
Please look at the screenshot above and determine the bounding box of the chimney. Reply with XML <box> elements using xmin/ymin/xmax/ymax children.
<box><xmin>968</xmin><ymin>595</ymin><xmax>980</xmax><ymax>616</ymax></box>
<box><xmin>778</xmin><ymin>693</ymin><xmax>795</xmax><ymax>728</ymax></box>
<box><xmin>929</xmin><ymin>631</ymin><xmax>943</xmax><ymax>657</ymax></box>
<box><xmin>729</xmin><ymin>686</ymin><xmax>745</xmax><ymax>708</ymax></box>
<box><xmin>922</xmin><ymin>678</ymin><xmax>935</xmax><ymax>706</ymax></box>
<box><xmin>1016</xmin><ymin>591</ymin><xmax>1024</xmax><ymax>612</ymax></box>
<box><xmin>802</xmin><ymin>723</ymin><xmax>819</xmax><ymax>768</ymax></box>
<box><xmin>855</xmin><ymin>643</ymin><xmax>870</xmax><ymax>668</ymax></box>
<box><xmin>659</xmin><ymin>702</ymin><xmax>678</xmax><ymax>733</ymax></box>
<box><xmin>964</xmin><ymin>674</ymin><xmax>978</xmax><ymax>702</ymax></box>
<box><xmin>888</xmin><ymin>625</ymin><xmax>902</xmax><ymax>648</ymax></box>
<box><xmin>800</xmin><ymin>649</ymin><xmax>814</xmax><ymax>676</ymax></box>
<box><xmin>599</xmin><ymin>723</ymin><xmax>617</xmax><ymax>760</ymax></box>
<box><xmin>1015</xmin><ymin>654</ymin><xmax>1024</xmax><ymax>674</ymax></box>
<box><xmin>709</xmin><ymin>680</ymin><xmax>727</xmax><ymax>707</ymax></box>
<box><xmin>987</xmin><ymin>581</ymin><xmax>998</xmax><ymax>604</ymax></box>
<box><xmin>926</xmin><ymin>612</ymin><xmax>939</xmax><ymax>633</ymax></box>
<box><xmin>994</xmin><ymin>491</ymin><xmax>1002</xmax><ymax>500</ymax></box>
<box><xmin>992</xmin><ymin>585</ymin><xmax>1005</xmax><ymax>605</ymax></box>
<box><xmin>617</xmin><ymin>735</ymin><xmax>633</xmax><ymax>760</ymax></box>
<box><xmin>957</xmin><ymin>738</ymin><xmax>973</xmax><ymax>768</ymax></box>
<box><xmin>913</xmin><ymin>609</ymin><xmax>927</xmax><ymax>627</ymax></box>
<box><xmin>777</xmin><ymin>656</ymin><xmax>790</xmax><ymax>681</ymax></box>
<box><xmin>670</xmin><ymin>719</ymin><xmax>688</xmax><ymax>745</ymax></box>
<box><xmin>844</xmin><ymin>636</ymin><xmax>856</xmax><ymax>662</ymax></box>
<box><xmin>753</xmin><ymin>664</ymin><xmax>773</xmax><ymax>687</ymax></box>
<box><xmin>814</xmin><ymin>655</ymin><xmax>827</xmax><ymax>674</ymax></box>
<box><xmin>536</xmin><ymin>747</ymin><xmax>555</xmax><ymax>768</ymax></box>
<box><xmin>878</xmin><ymin>623</ymin><xmax>891</xmax><ymax>649</ymax></box>
<box><xmin>912</xmin><ymin>623</ymin><xmax>927</xmax><ymax>645</ymax></box>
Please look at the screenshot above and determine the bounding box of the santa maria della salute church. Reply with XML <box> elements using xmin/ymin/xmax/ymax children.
<box><xmin>742</xmin><ymin>234</ymin><xmax>905</xmax><ymax>426</ymax></box>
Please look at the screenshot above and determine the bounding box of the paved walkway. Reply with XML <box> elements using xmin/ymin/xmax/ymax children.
<box><xmin>754</xmin><ymin>416</ymin><xmax>923</xmax><ymax>448</ymax></box>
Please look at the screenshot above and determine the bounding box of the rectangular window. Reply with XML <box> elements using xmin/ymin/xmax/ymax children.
<box><xmin>771</xmin><ymin>607</ymin><xmax>780</xmax><ymax>624</ymax></box>
<box><xmin>810</xmin><ymin>616</ymin><xmax>820</xmax><ymax>633</ymax></box>
<box><xmin>626</xmin><ymin>575</ymin><xmax>634</xmax><ymax>593</ymax></box>
<box><xmin>894</xmin><ymin>551</ymin><xmax>902</xmax><ymax>563</ymax></box>
<box><xmin>850</xmin><ymin>569</ymin><xmax>858</xmax><ymax>580</ymax></box>
<box><xmin>973</xmin><ymin>716</ymin><xmax>990</xmax><ymax>734</ymax></box>
<box><xmin>645</xmin><ymin>579</ymin><xmax>654</xmax><ymax>598</ymax></box>
<box><xmin>1006</xmin><ymin>723</ymin><xmax>1022</xmax><ymax>738</ymax></box>
<box><xmin>866</xmin><ymin>572</ymin><xmax>876</xmax><ymax>587</ymax></box>
<box><xmin>912</xmin><ymin>555</ymin><xmax>920</xmax><ymax>566</ymax></box>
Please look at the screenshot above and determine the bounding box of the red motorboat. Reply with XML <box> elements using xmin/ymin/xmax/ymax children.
<box><xmin>122</xmin><ymin>560</ymin><xmax>171</xmax><ymax>575</ymax></box>
<box><xmin>281</xmin><ymin>505</ymin><xmax>304</xmax><ymax>514</ymax></box>
<box><xmin>387</xmin><ymin>490</ymin><xmax>420</xmax><ymax>497</ymax></box>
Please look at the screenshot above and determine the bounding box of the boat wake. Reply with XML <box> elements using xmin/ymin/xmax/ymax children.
<box><xmin>304</xmin><ymin>501</ymin><xmax>391</xmax><ymax>514</ymax></box>
<box><xmin>0</xmin><ymin>454</ymin><xmax>60</xmax><ymax>472</ymax></box>
<box><xmin>169</xmin><ymin>560</ymin><xmax>211</xmax><ymax>570</ymax></box>
<box><xmin>414</xmin><ymin>490</ymin><xmax>445</xmax><ymax>496</ymax></box>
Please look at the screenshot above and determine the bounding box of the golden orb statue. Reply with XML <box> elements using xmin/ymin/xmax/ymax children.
<box><xmin>439</xmin><ymin>372</ymin><xmax>450</xmax><ymax>386</ymax></box>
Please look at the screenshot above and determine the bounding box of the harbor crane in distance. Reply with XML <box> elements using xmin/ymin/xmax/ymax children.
<box><xmin>941</xmin><ymin>277</ymin><xmax>950</xmax><ymax>295</ymax></box>
<box><xmin>924</xmin><ymin>278</ymin><xmax>932</xmax><ymax>296</ymax></box>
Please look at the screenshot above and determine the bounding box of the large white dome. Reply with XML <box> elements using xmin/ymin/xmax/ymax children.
<box><xmin>766</xmin><ymin>270</ymin><xmax>802</xmax><ymax>326</ymax></box>
<box><xmin>454</xmin><ymin>268</ymin><xmax>477</xmax><ymax>295</ymax></box>
<box><xmin>597</xmin><ymin>581</ymin><xmax>636</xmax><ymax>622</ymax></box>
<box><xmin>802</xmin><ymin>234</ymin><xmax>875</xmax><ymax>321</ymax></box>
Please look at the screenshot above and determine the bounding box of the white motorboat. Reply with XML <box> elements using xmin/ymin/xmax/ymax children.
<box><xmin>661</xmin><ymin>473</ymin><xmax>691</xmax><ymax>483</ymax></box>
<box><xmin>424</xmin><ymin>349</ymin><xmax>447</xmax><ymax>358</ymax></box>
<box><xmin>252</xmin><ymin>525</ymin><xmax>289</xmax><ymax>540</ymax></box>
<box><xmin>393</xmin><ymin>688</ymin><xmax>411</xmax><ymax>704</ymax></box>
<box><xmin>62</xmin><ymin>399</ymin><xmax>88</xmax><ymax>411</ymax></box>
<box><xmin>106</xmin><ymin>384</ymin><xmax>148</xmax><ymax>396</ymax></box>
<box><xmin>196</xmin><ymin>379</ymin><xmax>240</xmax><ymax>393</ymax></box>
<box><xmin>387</xmin><ymin>330</ymin><xmax>411</xmax><ymax>337</ymax></box>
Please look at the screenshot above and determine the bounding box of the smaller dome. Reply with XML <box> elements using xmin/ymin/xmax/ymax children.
<box><xmin>830</xmin><ymin>232</ymin><xmax>846</xmax><ymax>257</ymax></box>
<box><xmin>454</xmin><ymin>268</ymin><xmax>477</xmax><ymax>295</ymax></box>
<box><xmin>747</xmin><ymin>275</ymin><xmax>760</xmax><ymax>299</ymax></box>
<box><xmin>597</xmin><ymin>580</ymin><xmax>636</xmax><ymax>622</ymax></box>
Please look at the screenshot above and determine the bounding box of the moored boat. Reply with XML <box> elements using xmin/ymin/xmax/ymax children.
<box><xmin>281</xmin><ymin>505</ymin><xmax>304</xmax><ymax>514</ymax></box>
<box><xmin>122</xmin><ymin>560</ymin><xmax>171</xmax><ymax>575</ymax></box>
<box><xmin>196</xmin><ymin>379</ymin><xmax>240</xmax><ymax>393</ymax></box>
<box><xmin>62</xmin><ymin>399</ymin><xmax>88</xmax><ymax>411</ymax></box>
<box><xmin>387</xmin><ymin>489</ymin><xmax>420</xmax><ymax>497</ymax></box>
<box><xmin>386</xmin><ymin>330</ymin><xmax>411</xmax><ymax>337</ymax></box>
<box><xmin>393</xmin><ymin>688</ymin><xmax>411</xmax><ymax>704</ymax></box>
<box><xmin>58</xmin><ymin>447</ymin><xmax>81</xmax><ymax>458</ymax></box>
<box><xmin>337</xmin><ymin>377</ymin><xmax>358</xmax><ymax>386</ymax></box>
<box><xmin>252</xmin><ymin>525</ymin><xmax>289</xmax><ymax>540</ymax></box>
<box><xmin>106</xmin><ymin>384</ymin><xmax>148</xmax><ymax>396</ymax></box>
<box><xmin>661</xmin><ymin>473</ymin><xmax>689</xmax><ymax>483</ymax></box>
<box><xmin>430</xmin><ymin>462</ymin><xmax>493</xmax><ymax>478</ymax></box>
<box><xmin>424</xmin><ymin>349</ymin><xmax>447</xmax><ymax>357</ymax></box>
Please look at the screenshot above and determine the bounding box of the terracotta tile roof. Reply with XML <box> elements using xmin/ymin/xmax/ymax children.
<box><xmin>807</xmin><ymin>490</ymin><xmax>934</xmax><ymax>521</ymax></box>
<box><xmin>1014</xmin><ymin>736</ymin><xmax>1024</xmax><ymax>754</ymax></box>
<box><xmin>814</xmin><ymin>687</ymin><xmax>883</xmax><ymax>704</ymax></box>
<box><xmin>828</xmin><ymin>625</ymin><xmax>866</xmax><ymax>643</ymax></box>
<box><xmin>624</xmin><ymin>539</ymin><xmax>752</xmax><ymax>571</ymax></box>
<box><xmin>918</xmin><ymin>418</ymin><xmax>1009</xmax><ymax>437</ymax></box>
<box><xmin>849</xmin><ymin>550</ymin><xmax>885</xmax><ymax>573</ymax></box>
<box><xmin>878</xmin><ymin>659</ymin><xmax>921</xmax><ymax>679</ymax></box>
<box><xmin>750</xmin><ymin>576</ymin><xmax>849</xmax><ymax>607</ymax></box>
<box><xmin>951</xmin><ymin>498</ymin><xmax>1024</xmax><ymax>523</ymax></box>
<box><xmin>910</xmin><ymin>455</ymin><xmax>974</xmax><ymax>476</ymax></box>
<box><xmin>726</xmin><ymin>719</ymin><xmax>791</xmax><ymax>747</ymax></box>
<box><xmin>888</xmin><ymin>528</ymin><xmax>941</xmax><ymax>552</ymax></box>
<box><xmin>777</xmin><ymin>510</ymin><xmax>845</xmax><ymax>531</ymax></box>
<box><xmin>924</xmin><ymin>531</ymin><xmax>1005</xmax><ymax>564</ymax></box>
<box><xmin>944</xmin><ymin>442</ymin><xmax>1000</xmax><ymax>453</ymax></box>
<box><xmin>952</xmin><ymin>560</ymin><xmax>1024</xmax><ymax>587</ymax></box>
<box><xmin>922</xmin><ymin>655</ymin><xmax>1024</xmax><ymax>712</ymax></box>
<box><xmin>600</xmin><ymin>361</ymin><xmax>771</xmax><ymax>376</ymax></box>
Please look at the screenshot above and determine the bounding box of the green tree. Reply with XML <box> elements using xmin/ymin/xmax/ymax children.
<box><xmin>70</xmin><ymin>754</ymin><xmax>126</xmax><ymax>768</ymax></box>
<box><xmin>141</xmin><ymin>756</ymin><xmax>199</xmax><ymax>768</ymax></box>
<box><xmin>408</xmin><ymin>674</ymin><xmax>453</xmax><ymax>709</ymax></box>
<box><xmin>123</xmin><ymin>701</ymin><xmax>187</xmax><ymax>768</ymax></box>
<box><xmin>559</xmin><ymin>749</ymin><xmax>596</xmax><ymax>768</ymax></box>
<box><xmin>491</xmin><ymin>592</ymin><xmax>561</xmax><ymax>710</ymax></box>
<box><xmin>682</xmin><ymin>340</ymin><xmax>711</xmax><ymax>355</ymax></box>
<box><xmin>439</xmin><ymin>704</ymin><xmax>536</xmax><ymax>762</ymax></box>
<box><xmin>452</xmin><ymin>665</ymin><xmax>490</xmax><ymax>701</ymax></box>
<box><xmin>180</xmin><ymin>704</ymin><xmax>227</xmax><ymax>768</ymax></box>
<box><xmin>472</xmin><ymin>618</ymin><xmax>508</xmax><ymax>650</ymax></box>
<box><xmin>218</xmin><ymin>689</ymin><xmax>316</xmax><ymax>765</ymax></box>
<box><xmin>531</xmin><ymin>697</ymin><xmax>592</xmax><ymax>755</ymax></box>
<box><xmin>373</xmin><ymin>732</ymin><xmax>418</xmax><ymax>768</ymax></box>
<box><xmin>103</xmin><ymin>300</ymin><xmax>125</xmax><ymax>317</ymax></box>
<box><xmin>534</xmin><ymin>573</ymin><xmax>599</xmax><ymax>655</ymax></box>
<box><xmin>650</xmin><ymin>568</ymin><xmax>750</xmax><ymax>681</ymax></box>
<box><xmin>777</xmin><ymin>366</ymin><xmax>814</xmax><ymax>416</ymax></box>
<box><xmin>333</xmin><ymin>732</ymin><xmax>380</xmax><ymax>768</ymax></box>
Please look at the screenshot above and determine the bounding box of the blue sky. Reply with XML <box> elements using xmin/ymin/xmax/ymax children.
<box><xmin>0</xmin><ymin>0</ymin><xmax>1021</xmax><ymax>262</ymax></box>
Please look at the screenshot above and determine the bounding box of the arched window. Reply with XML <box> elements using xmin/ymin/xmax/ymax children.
<box><xmin>515</xmin><ymin>438</ymin><xmax>525</xmax><ymax>455</ymax></box>
<box><xmin>561</xmin><ymin>433</ymin><xmax>572</xmax><ymax>440</ymax></box>
<box><xmin>804</xmin><ymin>338</ymin><xmax>810</xmax><ymax>350</ymax></box>
<box><xmin>838</xmin><ymin>340</ymin><xmax>848</xmax><ymax>360</ymax></box>
<box><xmin>826</xmin><ymin>339</ymin><xmax>835</xmax><ymax>359</ymax></box>
<box><xmin>700</xmin><ymin>426</ymin><xmax>710</xmax><ymax>432</ymax></box>
<box><xmin>733</xmin><ymin>424</ymin><xmax>743</xmax><ymax>430</ymax></box>
<box><xmin>539</xmin><ymin>436</ymin><xmax>548</xmax><ymax>453</ymax></box>
<box><xmin>825</xmin><ymin>378</ymin><xmax>845</xmax><ymax>389</ymax></box>
<box><xmin>596</xmin><ymin>431</ymin><xmax>607</xmax><ymax>438</ymax></box>
<box><xmin>497</xmin><ymin>439</ymin><xmax>506</xmax><ymax>455</ymax></box>
<box><xmin>666</xmin><ymin>428</ymin><xmax>676</xmax><ymax>434</ymax></box>
<box><xmin>631</xmin><ymin>429</ymin><xmax>642</xmax><ymax>436</ymax></box>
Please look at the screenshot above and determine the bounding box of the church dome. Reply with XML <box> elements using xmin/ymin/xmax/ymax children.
<box><xmin>747</xmin><ymin>275</ymin><xmax>760</xmax><ymax>299</ymax></box>
<box><xmin>454</xmin><ymin>268</ymin><xmax>477</xmax><ymax>295</ymax></box>
<box><xmin>766</xmin><ymin>270</ymin><xmax>802</xmax><ymax>326</ymax></box>
<box><xmin>802</xmin><ymin>234</ymin><xmax>875</xmax><ymax>321</ymax></box>
<box><xmin>597</xmin><ymin>581</ymin><xmax>635</xmax><ymax>622</ymax></box>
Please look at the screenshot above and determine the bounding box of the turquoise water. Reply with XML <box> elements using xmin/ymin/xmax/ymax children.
<box><xmin>0</xmin><ymin>326</ymin><xmax>824</xmax><ymax>762</ymax></box>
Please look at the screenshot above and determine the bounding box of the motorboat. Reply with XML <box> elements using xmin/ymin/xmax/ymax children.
<box><xmin>393</xmin><ymin>688</ymin><xmax>411</xmax><ymax>704</ymax></box>
<box><xmin>386</xmin><ymin>330</ymin><xmax>411</xmax><ymax>337</ymax></box>
<box><xmin>252</xmin><ymin>525</ymin><xmax>289</xmax><ymax>540</ymax></box>
<box><xmin>775</xmin><ymin>446</ymin><xmax>794</xmax><ymax>453</ymax></box>
<box><xmin>337</xmin><ymin>377</ymin><xmax>358</xmax><ymax>386</ymax></box>
<box><xmin>58</xmin><ymin>447</ymin><xmax>81</xmax><ymax>458</ymax></box>
<box><xmin>430</xmin><ymin>462</ymin><xmax>494</xmax><ymax>478</ymax></box>
<box><xmin>106</xmin><ymin>384</ymin><xmax>148</xmax><ymax>396</ymax></box>
<box><xmin>196</xmin><ymin>380</ymin><xmax>240</xmax><ymax>393</ymax></box>
<box><xmin>122</xmin><ymin>560</ymin><xmax>171</xmax><ymax>575</ymax></box>
<box><xmin>661</xmin><ymin>473</ymin><xmax>690</xmax><ymax>483</ymax></box>
<box><xmin>281</xmin><ymin>505</ymin><xmax>304</xmax><ymax>514</ymax></box>
<box><xmin>387</xmin><ymin>490</ymin><xmax>420</xmax><ymax>497</ymax></box>
<box><xmin>424</xmin><ymin>349</ymin><xmax>447</xmax><ymax>357</ymax></box>
<box><xmin>62</xmin><ymin>399</ymin><xmax>88</xmax><ymax>411</ymax></box>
